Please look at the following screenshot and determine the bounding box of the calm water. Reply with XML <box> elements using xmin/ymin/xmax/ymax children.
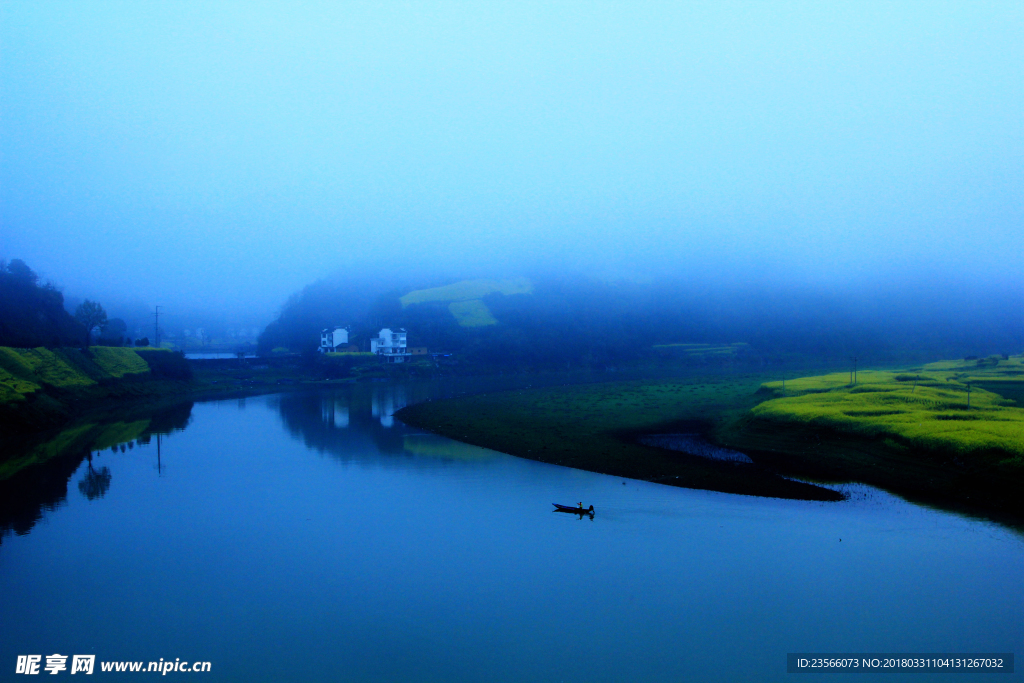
<box><xmin>1</xmin><ymin>382</ymin><xmax>1021</xmax><ymax>682</ymax></box>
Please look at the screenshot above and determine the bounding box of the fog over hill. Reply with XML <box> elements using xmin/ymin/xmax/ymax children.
<box><xmin>1</xmin><ymin>2</ymin><xmax>1020</xmax><ymax>351</ymax></box>
<box><xmin>260</xmin><ymin>269</ymin><xmax>1023</xmax><ymax>367</ymax></box>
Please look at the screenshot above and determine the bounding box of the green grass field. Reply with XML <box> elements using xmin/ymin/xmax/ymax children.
<box><xmin>399</xmin><ymin>277</ymin><xmax>532</xmax><ymax>328</ymax></box>
<box><xmin>0</xmin><ymin>347</ymin><xmax>96</xmax><ymax>388</ymax></box>
<box><xmin>447</xmin><ymin>299</ymin><xmax>499</xmax><ymax>327</ymax></box>
<box><xmin>0</xmin><ymin>366</ymin><xmax>41</xmax><ymax>404</ymax></box>
<box><xmin>396</xmin><ymin>374</ymin><xmax>841</xmax><ymax>501</ymax></box>
<box><xmin>753</xmin><ymin>357</ymin><xmax>1024</xmax><ymax>463</ymax></box>
<box><xmin>0</xmin><ymin>346</ymin><xmax>163</xmax><ymax>397</ymax></box>
<box><xmin>397</xmin><ymin>356</ymin><xmax>1024</xmax><ymax>523</ymax></box>
<box><xmin>399</xmin><ymin>277</ymin><xmax>532</xmax><ymax>307</ymax></box>
<box><xmin>89</xmin><ymin>347</ymin><xmax>152</xmax><ymax>378</ymax></box>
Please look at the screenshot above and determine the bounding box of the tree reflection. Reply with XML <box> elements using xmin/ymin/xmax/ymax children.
<box><xmin>0</xmin><ymin>400</ymin><xmax>194</xmax><ymax>543</ymax></box>
<box><xmin>78</xmin><ymin>452</ymin><xmax>112</xmax><ymax>500</ymax></box>
<box><xmin>0</xmin><ymin>447</ymin><xmax>83</xmax><ymax>542</ymax></box>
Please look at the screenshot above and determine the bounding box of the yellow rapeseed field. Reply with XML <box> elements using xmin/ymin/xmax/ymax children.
<box><xmin>447</xmin><ymin>299</ymin><xmax>499</xmax><ymax>327</ymax></box>
<box><xmin>399</xmin><ymin>277</ymin><xmax>532</xmax><ymax>328</ymax></box>
<box><xmin>755</xmin><ymin>357</ymin><xmax>1024</xmax><ymax>460</ymax></box>
<box><xmin>0</xmin><ymin>365</ymin><xmax>40</xmax><ymax>403</ymax></box>
<box><xmin>399</xmin><ymin>277</ymin><xmax>532</xmax><ymax>307</ymax></box>
<box><xmin>89</xmin><ymin>347</ymin><xmax>151</xmax><ymax>377</ymax></box>
<box><xmin>1</xmin><ymin>348</ymin><xmax>95</xmax><ymax>387</ymax></box>
<box><xmin>0</xmin><ymin>346</ymin><xmax>157</xmax><ymax>405</ymax></box>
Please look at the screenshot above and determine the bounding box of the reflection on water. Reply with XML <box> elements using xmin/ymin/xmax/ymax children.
<box><xmin>638</xmin><ymin>433</ymin><xmax>754</xmax><ymax>464</ymax></box>
<box><xmin>0</xmin><ymin>377</ymin><xmax>533</xmax><ymax>547</ymax></box>
<box><xmin>315</xmin><ymin>383</ymin><xmax>410</xmax><ymax>430</ymax></box>
<box><xmin>0</xmin><ymin>384</ymin><xmax>1021</xmax><ymax>682</ymax></box>
<box><xmin>279</xmin><ymin>384</ymin><xmax>512</xmax><ymax>467</ymax></box>
<box><xmin>553</xmin><ymin>505</ymin><xmax>596</xmax><ymax>520</ymax></box>
<box><xmin>275</xmin><ymin>388</ymin><xmax>409</xmax><ymax>457</ymax></box>
<box><xmin>0</xmin><ymin>401</ymin><xmax>193</xmax><ymax>544</ymax></box>
<box><xmin>77</xmin><ymin>453</ymin><xmax>112</xmax><ymax>500</ymax></box>
<box><xmin>402</xmin><ymin>434</ymin><xmax>498</xmax><ymax>461</ymax></box>
<box><xmin>275</xmin><ymin>383</ymin><xmax>484</xmax><ymax>461</ymax></box>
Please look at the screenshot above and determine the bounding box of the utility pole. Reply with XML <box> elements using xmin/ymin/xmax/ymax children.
<box><xmin>966</xmin><ymin>382</ymin><xmax>971</xmax><ymax>410</ymax></box>
<box><xmin>850</xmin><ymin>356</ymin><xmax>858</xmax><ymax>385</ymax></box>
<box><xmin>153</xmin><ymin>306</ymin><xmax>161</xmax><ymax>348</ymax></box>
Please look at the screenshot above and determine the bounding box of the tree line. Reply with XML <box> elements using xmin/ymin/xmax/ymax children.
<box><xmin>258</xmin><ymin>271</ymin><xmax>1024</xmax><ymax>369</ymax></box>
<box><xmin>0</xmin><ymin>259</ymin><xmax>146</xmax><ymax>349</ymax></box>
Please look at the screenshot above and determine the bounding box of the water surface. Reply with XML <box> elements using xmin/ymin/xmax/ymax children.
<box><xmin>1</xmin><ymin>383</ymin><xmax>1020</xmax><ymax>681</ymax></box>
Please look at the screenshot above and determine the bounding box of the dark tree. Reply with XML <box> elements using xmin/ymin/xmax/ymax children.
<box><xmin>98</xmin><ymin>317</ymin><xmax>128</xmax><ymax>346</ymax></box>
<box><xmin>75</xmin><ymin>300</ymin><xmax>108</xmax><ymax>347</ymax></box>
<box><xmin>6</xmin><ymin>259</ymin><xmax>38</xmax><ymax>285</ymax></box>
<box><xmin>0</xmin><ymin>258</ymin><xmax>85</xmax><ymax>347</ymax></box>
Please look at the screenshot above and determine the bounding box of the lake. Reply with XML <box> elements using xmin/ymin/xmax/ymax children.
<box><xmin>1</xmin><ymin>381</ymin><xmax>1020</xmax><ymax>681</ymax></box>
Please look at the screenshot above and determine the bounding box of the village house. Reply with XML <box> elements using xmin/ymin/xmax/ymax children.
<box><xmin>370</xmin><ymin>328</ymin><xmax>412</xmax><ymax>363</ymax></box>
<box><xmin>319</xmin><ymin>326</ymin><xmax>350</xmax><ymax>353</ymax></box>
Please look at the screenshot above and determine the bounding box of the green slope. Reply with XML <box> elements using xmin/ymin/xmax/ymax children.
<box><xmin>399</xmin><ymin>277</ymin><xmax>532</xmax><ymax>327</ymax></box>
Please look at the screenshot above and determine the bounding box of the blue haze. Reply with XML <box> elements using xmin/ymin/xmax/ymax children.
<box><xmin>1</xmin><ymin>1</ymin><xmax>1021</xmax><ymax>324</ymax></box>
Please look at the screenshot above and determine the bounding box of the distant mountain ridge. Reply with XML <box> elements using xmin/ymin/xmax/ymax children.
<box><xmin>258</xmin><ymin>272</ymin><xmax>1023</xmax><ymax>368</ymax></box>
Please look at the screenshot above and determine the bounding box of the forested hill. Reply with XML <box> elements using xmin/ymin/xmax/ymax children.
<box><xmin>0</xmin><ymin>260</ymin><xmax>85</xmax><ymax>348</ymax></box>
<box><xmin>258</xmin><ymin>273</ymin><xmax>1023</xmax><ymax>369</ymax></box>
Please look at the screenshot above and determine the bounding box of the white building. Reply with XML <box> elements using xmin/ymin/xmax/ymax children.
<box><xmin>370</xmin><ymin>328</ymin><xmax>411</xmax><ymax>363</ymax></box>
<box><xmin>319</xmin><ymin>326</ymin><xmax>350</xmax><ymax>353</ymax></box>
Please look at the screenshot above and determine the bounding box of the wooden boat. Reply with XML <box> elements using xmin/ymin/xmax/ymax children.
<box><xmin>553</xmin><ymin>503</ymin><xmax>594</xmax><ymax>514</ymax></box>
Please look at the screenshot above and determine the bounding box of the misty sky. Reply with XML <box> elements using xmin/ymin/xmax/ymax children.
<box><xmin>2</xmin><ymin>1</ymin><xmax>1021</xmax><ymax>324</ymax></box>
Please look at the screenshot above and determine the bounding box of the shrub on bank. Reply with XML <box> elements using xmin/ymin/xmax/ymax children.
<box><xmin>135</xmin><ymin>349</ymin><xmax>192</xmax><ymax>380</ymax></box>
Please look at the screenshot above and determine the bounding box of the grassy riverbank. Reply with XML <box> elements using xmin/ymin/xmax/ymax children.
<box><xmin>0</xmin><ymin>346</ymin><xmax>302</xmax><ymax>439</ymax></box>
<box><xmin>746</xmin><ymin>357</ymin><xmax>1024</xmax><ymax>460</ymax></box>
<box><xmin>397</xmin><ymin>356</ymin><xmax>1024</xmax><ymax>522</ymax></box>
<box><xmin>0</xmin><ymin>346</ymin><xmax>295</xmax><ymax>482</ymax></box>
<box><xmin>717</xmin><ymin>356</ymin><xmax>1024</xmax><ymax>520</ymax></box>
<box><xmin>396</xmin><ymin>375</ymin><xmax>842</xmax><ymax>501</ymax></box>
<box><xmin>0</xmin><ymin>343</ymin><xmax>437</xmax><ymax>441</ymax></box>
<box><xmin>0</xmin><ymin>347</ymin><xmax>193</xmax><ymax>431</ymax></box>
